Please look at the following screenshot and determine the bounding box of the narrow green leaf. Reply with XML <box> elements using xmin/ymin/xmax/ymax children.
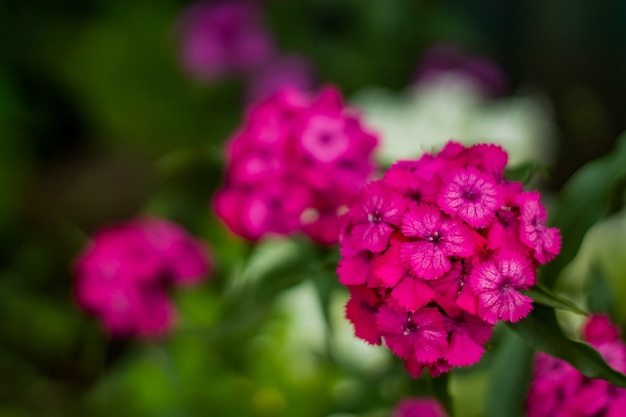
<box><xmin>524</xmin><ymin>285</ymin><xmax>587</xmax><ymax>315</ymax></box>
<box><xmin>507</xmin><ymin>305</ymin><xmax>626</xmax><ymax>388</ymax></box>
<box><xmin>542</xmin><ymin>132</ymin><xmax>626</xmax><ymax>288</ymax></box>
<box><xmin>486</xmin><ymin>327</ymin><xmax>533</xmax><ymax>417</ymax></box>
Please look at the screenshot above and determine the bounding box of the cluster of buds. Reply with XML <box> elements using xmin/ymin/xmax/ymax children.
<box><xmin>339</xmin><ymin>141</ymin><xmax>561</xmax><ymax>376</ymax></box>
<box><xmin>74</xmin><ymin>218</ymin><xmax>211</xmax><ymax>338</ymax></box>
<box><xmin>214</xmin><ymin>87</ymin><xmax>378</xmax><ymax>245</ymax></box>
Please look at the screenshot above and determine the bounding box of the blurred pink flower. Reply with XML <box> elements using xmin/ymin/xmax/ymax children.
<box><xmin>178</xmin><ymin>0</ymin><xmax>275</xmax><ymax>81</ymax></box>
<box><xmin>392</xmin><ymin>397</ymin><xmax>448</xmax><ymax>417</ymax></box>
<box><xmin>246</xmin><ymin>55</ymin><xmax>314</xmax><ymax>104</ymax></box>
<box><xmin>415</xmin><ymin>43</ymin><xmax>507</xmax><ymax>97</ymax></box>
<box><xmin>75</xmin><ymin>218</ymin><xmax>211</xmax><ymax>338</ymax></box>
<box><xmin>527</xmin><ymin>314</ymin><xmax>626</xmax><ymax>417</ymax></box>
<box><xmin>214</xmin><ymin>86</ymin><xmax>378</xmax><ymax>244</ymax></box>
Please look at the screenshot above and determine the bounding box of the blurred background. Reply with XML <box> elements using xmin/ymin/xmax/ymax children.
<box><xmin>1</xmin><ymin>0</ymin><xmax>626</xmax><ymax>416</ymax></box>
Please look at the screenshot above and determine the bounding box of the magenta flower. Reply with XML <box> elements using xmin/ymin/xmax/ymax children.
<box><xmin>372</xmin><ymin>235</ymin><xmax>437</xmax><ymax>311</ymax></box>
<box><xmin>350</xmin><ymin>182</ymin><xmax>406</xmax><ymax>253</ymax></box>
<box><xmin>470</xmin><ymin>252</ymin><xmax>535</xmax><ymax>324</ymax></box>
<box><xmin>247</xmin><ymin>55</ymin><xmax>314</xmax><ymax>105</ymax></box>
<box><xmin>345</xmin><ymin>285</ymin><xmax>383</xmax><ymax>345</ymax></box>
<box><xmin>584</xmin><ymin>315</ymin><xmax>622</xmax><ymax>346</ymax></box>
<box><xmin>215</xmin><ymin>86</ymin><xmax>378</xmax><ymax>244</ymax></box>
<box><xmin>430</xmin><ymin>260</ymin><xmax>478</xmax><ymax>314</ymax></box>
<box><xmin>377</xmin><ymin>305</ymin><xmax>449</xmax><ymax>363</ymax></box>
<box><xmin>74</xmin><ymin>218</ymin><xmax>211</xmax><ymax>338</ymax></box>
<box><xmin>438</xmin><ymin>167</ymin><xmax>503</xmax><ymax>228</ymax></box>
<box><xmin>439</xmin><ymin>300</ymin><xmax>493</xmax><ymax>366</ymax></box>
<box><xmin>400</xmin><ymin>204</ymin><xmax>476</xmax><ymax>279</ymax></box>
<box><xmin>337</xmin><ymin>248</ymin><xmax>377</xmax><ymax>286</ymax></box>
<box><xmin>177</xmin><ymin>1</ymin><xmax>275</xmax><ymax>81</ymax></box>
<box><xmin>517</xmin><ymin>192</ymin><xmax>562</xmax><ymax>264</ymax></box>
<box><xmin>337</xmin><ymin>141</ymin><xmax>560</xmax><ymax>377</ymax></box>
<box><xmin>392</xmin><ymin>397</ymin><xmax>448</xmax><ymax>417</ymax></box>
<box><xmin>527</xmin><ymin>315</ymin><xmax>626</xmax><ymax>417</ymax></box>
<box><xmin>415</xmin><ymin>43</ymin><xmax>507</xmax><ymax>97</ymax></box>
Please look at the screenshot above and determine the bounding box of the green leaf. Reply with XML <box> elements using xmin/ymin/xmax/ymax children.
<box><xmin>507</xmin><ymin>304</ymin><xmax>626</xmax><ymax>388</ymax></box>
<box><xmin>524</xmin><ymin>285</ymin><xmax>587</xmax><ymax>315</ymax></box>
<box><xmin>486</xmin><ymin>327</ymin><xmax>533</xmax><ymax>417</ymax></box>
<box><xmin>587</xmin><ymin>263</ymin><xmax>615</xmax><ymax>315</ymax></box>
<box><xmin>541</xmin><ymin>132</ymin><xmax>626</xmax><ymax>289</ymax></box>
<box><xmin>431</xmin><ymin>372</ymin><xmax>453</xmax><ymax>415</ymax></box>
<box><xmin>504</xmin><ymin>162</ymin><xmax>538</xmax><ymax>184</ymax></box>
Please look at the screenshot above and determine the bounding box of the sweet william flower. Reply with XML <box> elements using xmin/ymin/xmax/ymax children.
<box><xmin>215</xmin><ymin>86</ymin><xmax>378</xmax><ymax>244</ymax></box>
<box><xmin>517</xmin><ymin>191</ymin><xmax>562</xmax><ymax>264</ymax></box>
<box><xmin>338</xmin><ymin>141</ymin><xmax>560</xmax><ymax>377</ymax></box>
<box><xmin>470</xmin><ymin>252</ymin><xmax>535</xmax><ymax>324</ymax></box>
<box><xmin>177</xmin><ymin>0</ymin><xmax>275</xmax><ymax>81</ymax></box>
<box><xmin>75</xmin><ymin>218</ymin><xmax>211</xmax><ymax>338</ymax></box>
<box><xmin>376</xmin><ymin>305</ymin><xmax>449</xmax><ymax>363</ymax></box>
<box><xmin>400</xmin><ymin>203</ymin><xmax>476</xmax><ymax>279</ymax></box>
<box><xmin>392</xmin><ymin>397</ymin><xmax>448</xmax><ymax>417</ymax></box>
<box><xmin>345</xmin><ymin>285</ymin><xmax>383</xmax><ymax>345</ymax></box>
<box><xmin>372</xmin><ymin>235</ymin><xmax>437</xmax><ymax>311</ymax></box>
<box><xmin>527</xmin><ymin>314</ymin><xmax>626</xmax><ymax>417</ymax></box>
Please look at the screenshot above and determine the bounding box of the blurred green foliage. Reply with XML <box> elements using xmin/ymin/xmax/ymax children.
<box><xmin>2</xmin><ymin>0</ymin><xmax>626</xmax><ymax>416</ymax></box>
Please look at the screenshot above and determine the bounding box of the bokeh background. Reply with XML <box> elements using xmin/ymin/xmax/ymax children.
<box><xmin>1</xmin><ymin>1</ymin><xmax>626</xmax><ymax>416</ymax></box>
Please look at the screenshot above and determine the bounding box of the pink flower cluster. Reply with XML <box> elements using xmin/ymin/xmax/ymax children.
<box><xmin>178</xmin><ymin>1</ymin><xmax>275</xmax><ymax>81</ymax></box>
<box><xmin>74</xmin><ymin>218</ymin><xmax>211</xmax><ymax>338</ymax></box>
<box><xmin>214</xmin><ymin>87</ymin><xmax>378</xmax><ymax>245</ymax></box>
<box><xmin>527</xmin><ymin>315</ymin><xmax>626</xmax><ymax>417</ymax></box>
<box><xmin>393</xmin><ymin>397</ymin><xmax>448</xmax><ymax>417</ymax></box>
<box><xmin>340</xmin><ymin>141</ymin><xmax>561</xmax><ymax>377</ymax></box>
<box><xmin>177</xmin><ymin>1</ymin><xmax>314</xmax><ymax>103</ymax></box>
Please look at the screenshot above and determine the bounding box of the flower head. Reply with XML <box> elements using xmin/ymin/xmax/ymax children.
<box><xmin>178</xmin><ymin>1</ymin><xmax>275</xmax><ymax>81</ymax></box>
<box><xmin>337</xmin><ymin>141</ymin><xmax>560</xmax><ymax>377</ymax></box>
<box><xmin>527</xmin><ymin>315</ymin><xmax>626</xmax><ymax>417</ymax></box>
<box><xmin>215</xmin><ymin>86</ymin><xmax>378</xmax><ymax>244</ymax></box>
<box><xmin>75</xmin><ymin>218</ymin><xmax>211</xmax><ymax>338</ymax></box>
<box><xmin>393</xmin><ymin>397</ymin><xmax>448</xmax><ymax>417</ymax></box>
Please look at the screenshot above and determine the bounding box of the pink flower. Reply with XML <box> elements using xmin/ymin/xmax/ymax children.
<box><xmin>438</xmin><ymin>167</ymin><xmax>503</xmax><ymax>228</ymax></box>
<box><xmin>400</xmin><ymin>204</ymin><xmax>476</xmax><ymax>279</ymax></box>
<box><xmin>517</xmin><ymin>192</ymin><xmax>562</xmax><ymax>264</ymax></box>
<box><xmin>345</xmin><ymin>285</ymin><xmax>383</xmax><ymax>345</ymax></box>
<box><xmin>470</xmin><ymin>252</ymin><xmax>535</xmax><ymax>323</ymax></box>
<box><xmin>430</xmin><ymin>260</ymin><xmax>478</xmax><ymax>314</ymax></box>
<box><xmin>415</xmin><ymin>43</ymin><xmax>507</xmax><ymax>97</ymax></box>
<box><xmin>246</xmin><ymin>55</ymin><xmax>314</xmax><ymax>104</ymax></box>
<box><xmin>349</xmin><ymin>183</ymin><xmax>406</xmax><ymax>253</ymax></box>
<box><xmin>372</xmin><ymin>235</ymin><xmax>437</xmax><ymax>311</ymax></box>
<box><xmin>74</xmin><ymin>218</ymin><xmax>211</xmax><ymax>338</ymax></box>
<box><xmin>215</xmin><ymin>86</ymin><xmax>378</xmax><ymax>244</ymax></box>
<box><xmin>439</xmin><ymin>300</ymin><xmax>493</xmax><ymax>366</ymax></box>
<box><xmin>383</xmin><ymin>162</ymin><xmax>442</xmax><ymax>205</ymax></box>
<box><xmin>337</xmin><ymin>141</ymin><xmax>560</xmax><ymax>377</ymax></box>
<box><xmin>392</xmin><ymin>397</ymin><xmax>448</xmax><ymax>417</ymax></box>
<box><xmin>377</xmin><ymin>306</ymin><xmax>449</xmax><ymax>363</ymax></box>
<box><xmin>527</xmin><ymin>315</ymin><xmax>626</xmax><ymax>417</ymax></box>
<box><xmin>583</xmin><ymin>314</ymin><xmax>621</xmax><ymax>346</ymax></box>
<box><xmin>177</xmin><ymin>1</ymin><xmax>275</xmax><ymax>81</ymax></box>
<box><xmin>337</xmin><ymin>249</ymin><xmax>377</xmax><ymax>286</ymax></box>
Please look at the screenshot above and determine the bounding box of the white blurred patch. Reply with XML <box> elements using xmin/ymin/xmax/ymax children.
<box><xmin>353</xmin><ymin>74</ymin><xmax>557</xmax><ymax>167</ymax></box>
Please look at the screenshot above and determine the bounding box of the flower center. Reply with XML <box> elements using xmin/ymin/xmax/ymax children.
<box><xmin>367</xmin><ymin>212</ymin><xmax>383</xmax><ymax>224</ymax></box>
<box><xmin>427</xmin><ymin>230</ymin><xmax>442</xmax><ymax>243</ymax></box>
<box><xmin>403</xmin><ymin>320</ymin><xmax>418</xmax><ymax>336</ymax></box>
<box><xmin>462</xmin><ymin>186</ymin><xmax>481</xmax><ymax>202</ymax></box>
